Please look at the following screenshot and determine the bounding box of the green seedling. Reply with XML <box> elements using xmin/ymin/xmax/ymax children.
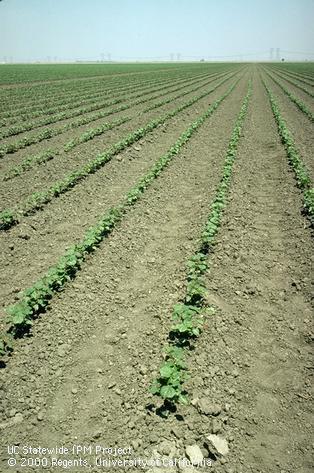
<box><xmin>150</xmin><ymin>346</ymin><xmax>189</xmax><ymax>404</ymax></box>
<box><xmin>0</xmin><ymin>210</ymin><xmax>16</xmax><ymax>230</ymax></box>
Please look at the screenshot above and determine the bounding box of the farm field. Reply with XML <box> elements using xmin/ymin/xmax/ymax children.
<box><xmin>0</xmin><ymin>62</ymin><xmax>313</xmax><ymax>472</ymax></box>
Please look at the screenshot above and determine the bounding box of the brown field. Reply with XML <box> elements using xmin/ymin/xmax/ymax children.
<box><xmin>0</xmin><ymin>62</ymin><xmax>313</xmax><ymax>473</ymax></box>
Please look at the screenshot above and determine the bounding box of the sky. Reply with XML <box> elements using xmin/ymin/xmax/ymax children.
<box><xmin>0</xmin><ymin>0</ymin><xmax>313</xmax><ymax>62</ymax></box>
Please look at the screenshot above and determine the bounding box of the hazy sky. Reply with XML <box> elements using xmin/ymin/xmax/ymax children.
<box><xmin>0</xmin><ymin>0</ymin><xmax>313</xmax><ymax>62</ymax></box>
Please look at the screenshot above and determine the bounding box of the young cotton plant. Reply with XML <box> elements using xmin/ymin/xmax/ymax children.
<box><xmin>185</xmin><ymin>252</ymin><xmax>208</xmax><ymax>305</ymax></box>
<box><xmin>0</xmin><ymin>210</ymin><xmax>16</xmax><ymax>230</ymax></box>
<box><xmin>170</xmin><ymin>303</ymin><xmax>205</xmax><ymax>338</ymax></box>
<box><xmin>150</xmin><ymin>346</ymin><xmax>189</xmax><ymax>405</ymax></box>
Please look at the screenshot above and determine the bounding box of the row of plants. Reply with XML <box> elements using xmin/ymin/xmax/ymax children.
<box><xmin>3</xmin><ymin>116</ymin><xmax>131</xmax><ymax>181</ymax></box>
<box><xmin>123</xmin><ymin>70</ymin><xmax>229</xmax><ymax>118</ymax></box>
<box><xmin>1</xmin><ymin>70</ymin><xmax>212</xmax><ymax>127</ymax></box>
<box><xmin>3</xmin><ymin>72</ymin><xmax>233</xmax><ymax>180</ymax></box>
<box><xmin>271</xmin><ymin>69</ymin><xmax>314</xmax><ymax>98</ymax></box>
<box><xmin>0</xmin><ymin>71</ymin><xmax>228</xmax><ymax>155</ymax></box>
<box><xmin>0</xmin><ymin>78</ymin><xmax>240</xmax><ymax>358</ymax></box>
<box><xmin>0</xmin><ymin>74</ymin><xmax>242</xmax><ymax>230</ymax></box>
<box><xmin>264</xmin><ymin>69</ymin><xmax>313</xmax><ymax>122</ymax></box>
<box><xmin>270</xmin><ymin>66</ymin><xmax>314</xmax><ymax>88</ymax></box>
<box><xmin>3</xmin><ymin>149</ymin><xmax>56</xmax><ymax>181</ymax></box>
<box><xmin>1</xmin><ymin>69</ymin><xmax>222</xmax><ymax>129</ymax></box>
<box><xmin>2</xmin><ymin>71</ymin><xmax>236</xmax><ymax>180</ymax></box>
<box><xmin>0</xmin><ymin>74</ymin><xmax>181</xmax><ymax>138</ymax></box>
<box><xmin>0</xmin><ymin>128</ymin><xmax>58</xmax><ymax>158</ymax></box>
<box><xmin>0</xmin><ymin>73</ymin><xmax>138</xmax><ymax>117</ymax></box>
<box><xmin>0</xmin><ymin>66</ymin><xmax>185</xmax><ymax>108</ymax></box>
<box><xmin>0</xmin><ymin>69</ymin><xmax>125</xmax><ymax>100</ymax></box>
<box><xmin>63</xmin><ymin>116</ymin><xmax>131</xmax><ymax>152</ymax></box>
<box><xmin>0</xmin><ymin>64</ymin><xmax>217</xmax><ymax>105</ymax></box>
<box><xmin>0</xmin><ymin>69</ymin><xmax>187</xmax><ymax>113</ymax></box>
<box><xmin>0</xmin><ymin>74</ymin><xmax>167</xmax><ymax>124</ymax></box>
<box><xmin>143</xmin><ymin>69</ymin><xmax>237</xmax><ymax>113</ymax></box>
<box><xmin>150</xmin><ymin>81</ymin><xmax>252</xmax><ymax>410</ymax></box>
<box><xmin>0</xmin><ymin>73</ymin><xmax>233</xmax><ymax>181</ymax></box>
<box><xmin>0</xmin><ymin>81</ymin><xmax>116</xmax><ymax>117</ymax></box>
<box><xmin>4</xmin><ymin>105</ymin><xmax>131</xmax><ymax>174</ymax></box>
<box><xmin>263</xmin><ymin>80</ymin><xmax>314</xmax><ymax>225</ymax></box>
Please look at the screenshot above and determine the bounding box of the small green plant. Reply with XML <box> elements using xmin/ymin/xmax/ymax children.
<box><xmin>7</xmin><ymin>301</ymin><xmax>33</xmax><ymax>327</ymax></box>
<box><xmin>171</xmin><ymin>303</ymin><xmax>204</xmax><ymax>337</ymax></box>
<box><xmin>0</xmin><ymin>210</ymin><xmax>16</xmax><ymax>230</ymax></box>
<box><xmin>186</xmin><ymin>275</ymin><xmax>208</xmax><ymax>305</ymax></box>
<box><xmin>186</xmin><ymin>252</ymin><xmax>208</xmax><ymax>277</ymax></box>
<box><xmin>150</xmin><ymin>346</ymin><xmax>189</xmax><ymax>404</ymax></box>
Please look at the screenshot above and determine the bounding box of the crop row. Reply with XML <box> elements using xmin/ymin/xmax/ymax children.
<box><xmin>0</xmin><ymin>65</ymin><xmax>223</xmax><ymax>108</ymax></box>
<box><xmin>63</xmin><ymin>116</ymin><xmax>132</xmax><ymax>151</ymax></box>
<box><xmin>0</xmin><ymin>73</ymin><xmax>241</xmax><ymax>229</ymax></box>
<box><xmin>0</xmin><ymin>73</ymin><xmax>172</xmax><ymax>123</ymax></box>
<box><xmin>142</xmin><ymin>67</ymin><xmax>239</xmax><ymax>113</ymax></box>
<box><xmin>0</xmin><ymin>69</ymin><xmax>182</xmax><ymax>111</ymax></box>
<box><xmin>1</xmin><ymin>74</ymin><xmax>138</xmax><ymax>124</ymax></box>
<box><xmin>263</xmin><ymin>80</ymin><xmax>314</xmax><ymax>225</ymax></box>
<box><xmin>0</xmin><ymin>73</ymin><xmax>141</xmax><ymax>114</ymax></box>
<box><xmin>6</xmin><ymin>69</ymin><xmax>227</xmax><ymax>132</ymax></box>
<box><xmin>0</xmin><ymin>75</ymin><xmax>117</xmax><ymax>109</ymax></box>
<box><xmin>1</xmin><ymin>70</ymin><xmax>214</xmax><ymax>126</ymax></box>
<box><xmin>0</xmin><ymin>100</ymin><xmax>139</xmax><ymax>159</ymax></box>
<box><xmin>2</xmin><ymin>71</ymin><xmax>237</xmax><ymax>180</ymax></box>
<box><xmin>0</xmin><ymin>72</ymin><xmax>209</xmax><ymax>138</ymax></box>
<box><xmin>271</xmin><ymin>69</ymin><xmax>314</xmax><ymax>98</ymax></box>
<box><xmin>0</xmin><ymin>70</ymin><xmax>236</xmax><ymax>160</ymax></box>
<box><xmin>263</xmin><ymin>70</ymin><xmax>314</xmax><ymax>122</ymax></box>
<box><xmin>150</xmin><ymin>81</ymin><xmax>252</xmax><ymax>409</ymax></box>
<box><xmin>0</xmin><ymin>70</ymin><xmax>229</xmax><ymax>147</ymax></box>
<box><xmin>270</xmin><ymin>67</ymin><xmax>314</xmax><ymax>88</ymax></box>
<box><xmin>0</xmin><ymin>64</ymin><xmax>184</xmax><ymax>100</ymax></box>
<box><xmin>0</xmin><ymin>72</ymin><xmax>158</xmax><ymax>126</ymax></box>
<box><xmin>3</xmin><ymin>149</ymin><xmax>56</xmax><ymax>180</ymax></box>
<box><xmin>0</xmin><ymin>78</ymin><xmax>240</xmax><ymax>358</ymax></box>
<box><xmin>2</xmin><ymin>115</ymin><xmax>131</xmax><ymax>181</ymax></box>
